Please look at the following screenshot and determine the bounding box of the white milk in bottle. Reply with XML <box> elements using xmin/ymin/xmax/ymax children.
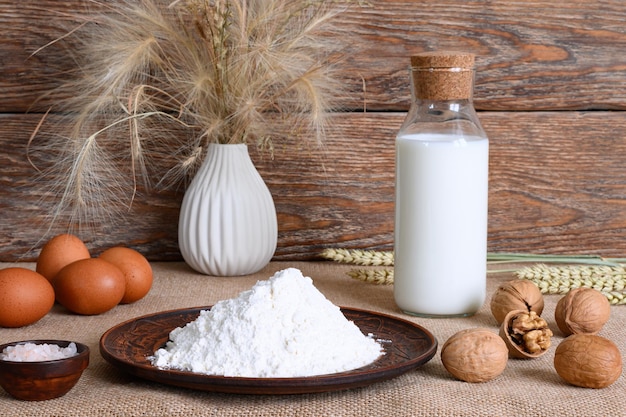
<box><xmin>394</xmin><ymin>52</ymin><xmax>489</xmax><ymax>317</ymax></box>
<box><xmin>394</xmin><ymin>134</ymin><xmax>488</xmax><ymax>316</ymax></box>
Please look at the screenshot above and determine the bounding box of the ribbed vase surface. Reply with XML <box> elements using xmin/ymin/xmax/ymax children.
<box><xmin>178</xmin><ymin>143</ymin><xmax>277</xmax><ymax>276</ymax></box>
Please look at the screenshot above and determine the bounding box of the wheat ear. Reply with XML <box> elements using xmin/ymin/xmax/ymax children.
<box><xmin>346</xmin><ymin>269</ymin><xmax>394</xmax><ymax>285</ymax></box>
<box><xmin>516</xmin><ymin>264</ymin><xmax>626</xmax><ymax>305</ymax></box>
<box><xmin>320</xmin><ymin>248</ymin><xmax>394</xmax><ymax>266</ymax></box>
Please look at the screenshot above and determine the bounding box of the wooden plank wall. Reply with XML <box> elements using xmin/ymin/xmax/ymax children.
<box><xmin>1</xmin><ymin>0</ymin><xmax>626</xmax><ymax>262</ymax></box>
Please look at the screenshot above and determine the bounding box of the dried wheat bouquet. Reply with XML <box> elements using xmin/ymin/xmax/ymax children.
<box><xmin>30</xmin><ymin>0</ymin><xmax>353</xmax><ymax>228</ymax></box>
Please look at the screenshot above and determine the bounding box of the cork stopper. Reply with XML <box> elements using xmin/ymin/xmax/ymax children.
<box><xmin>410</xmin><ymin>52</ymin><xmax>475</xmax><ymax>100</ymax></box>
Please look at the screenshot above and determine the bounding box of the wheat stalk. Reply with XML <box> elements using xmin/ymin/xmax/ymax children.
<box><xmin>29</xmin><ymin>0</ymin><xmax>356</xmax><ymax>231</ymax></box>
<box><xmin>320</xmin><ymin>249</ymin><xmax>626</xmax><ymax>269</ymax></box>
<box><xmin>321</xmin><ymin>249</ymin><xmax>626</xmax><ymax>303</ymax></box>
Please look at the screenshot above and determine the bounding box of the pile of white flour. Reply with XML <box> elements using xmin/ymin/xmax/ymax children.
<box><xmin>151</xmin><ymin>268</ymin><xmax>383</xmax><ymax>377</ymax></box>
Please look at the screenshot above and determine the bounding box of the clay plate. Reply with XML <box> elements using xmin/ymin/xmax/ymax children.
<box><xmin>99</xmin><ymin>307</ymin><xmax>437</xmax><ymax>395</ymax></box>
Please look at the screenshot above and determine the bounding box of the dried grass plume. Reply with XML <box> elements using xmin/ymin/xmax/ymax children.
<box><xmin>30</xmin><ymin>0</ymin><xmax>355</xmax><ymax>229</ymax></box>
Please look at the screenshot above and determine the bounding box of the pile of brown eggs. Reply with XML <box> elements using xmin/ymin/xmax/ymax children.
<box><xmin>0</xmin><ymin>234</ymin><xmax>152</xmax><ymax>328</ymax></box>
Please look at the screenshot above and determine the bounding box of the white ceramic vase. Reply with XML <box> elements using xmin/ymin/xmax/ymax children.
<box><xmin>178</xmin><ymin>143</ymin><xmax>278</xmax><ymax>276</ymax></box>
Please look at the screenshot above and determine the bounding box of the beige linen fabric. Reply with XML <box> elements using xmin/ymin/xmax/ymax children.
<box><xmin>0</xmin><ymin>261</ymin><xmax>624</xmax><ymax>417</ymax></box>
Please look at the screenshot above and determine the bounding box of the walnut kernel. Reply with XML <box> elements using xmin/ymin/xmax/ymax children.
<box><xmin>441</xmin><ymin>328</ymin><xmax>508</xmax><ymax>383</ymax></box>
<box><xmin>554</xmin><ymin>287</ymin><xmax>610</xmax><ymax>336</ymax></box>
<box><xmin>490</xmin><ymin>280</ymin><xmax>544</xmax><ymax>324</ymax></box>
<box><xmin>499</xmin><ymin>309</ymin><xmax>553</xmax><ymax>359</ymax></box>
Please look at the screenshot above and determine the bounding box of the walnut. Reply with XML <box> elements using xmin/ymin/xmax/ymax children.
<box><xmin>490</xmin><ymin>280</ymin><xmax>544</xmax><ymax>324</ymax></box>
<box><xmin>499</xmin><ymin>309</ymin><xmax>553</xmax><ymax>358</ymax></box>
<box><xmin>554</xmin><ymin>334</ymin><xmax>622</xmax><ymax>389</ymax></box>
<box><xmin>554</xmin><ymin>287</ymin><xmax>611</xmax><ymax>336</ymax></box>
<box><xmin>440</xmin><ymin>328</ymin><xmax>508</xmax><ymax>383</ymax></box>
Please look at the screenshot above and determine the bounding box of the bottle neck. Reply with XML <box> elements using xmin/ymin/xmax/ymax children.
<box><xmin>410</xmin><ymin>98</ymin><xmax>476</xmax><ymax>121</ymax></box>
<box><xmin>400</xmin><ymin>55</ymin><xmax>485</xmax><ymax>139</ymax></box>
<box><xmin>399</xmin><ymin>98</ymin><xmax>486</xmax><ymax>138</ymax></box>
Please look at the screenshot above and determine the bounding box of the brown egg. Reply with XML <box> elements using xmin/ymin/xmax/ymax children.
<box><xmin>99</xmin><ymin>247</ymin><xmax>153</xmax><ymax>304</ymax></box>
<box><xmin>36</xmin><ymin>233</ymin><xmax>91</xmax><ymax>282</ymax></box>
<box><xmin>0</xmin><ymin>268</ymin><xmax>55</xmax><ymax>327</ymax></box>
<box><xmin>54</xmin><ymin>258</ymin><xmax>126</xmax><ymax>315</ymax></box>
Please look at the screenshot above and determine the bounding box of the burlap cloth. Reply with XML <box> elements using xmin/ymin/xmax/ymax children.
<box><xmin>0</xmin><ymin>261</ymin><xmax>623</xmax><ymax>416</ymax></box>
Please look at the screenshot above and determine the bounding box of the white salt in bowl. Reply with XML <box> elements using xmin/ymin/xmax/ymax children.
<box><xmin>0</xmin><ymin>339</ymin><xmax>89</xmax><ymax>401</ymax></box>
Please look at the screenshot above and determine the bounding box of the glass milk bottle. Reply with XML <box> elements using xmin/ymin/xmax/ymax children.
<box><xmin>394</xmin><ymin>52</ymin><xmax>489</xmax><ymax>317</ymax></box>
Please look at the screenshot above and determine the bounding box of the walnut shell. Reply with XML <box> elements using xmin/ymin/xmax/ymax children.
<box><xmin>554</xmin><ymin>287</ymin><xmax>610</xmax><ymax>336</ymax></box>
<box><xmin>554</xmin><ymin>334</ymin><xmax>622</xmax><ymax>388</ymax></box>
<box><xmin>490</xmin><ymin>280</ymin><xmax>544</xmax><ymax>324</ymax></box>
<box><xmin>441</xmin><ymin>328</ymin><xmax>508</xmax><ymax>383</ymax></box>
<box><xmin>499</xmin><ymin>309</ymin><xmax>553</xmax><ymax>359</ymax></box>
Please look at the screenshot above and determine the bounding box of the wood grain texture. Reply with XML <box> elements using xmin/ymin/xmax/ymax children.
<box><xmin>1</xmin><ymin>0</ymin><xmax>626</xmax><ymax>112</ymax></box>
<box><xmin>2</xmin><ymin>111</ymin><xmax>626</xmax><ymax>261</ymax></box>
<box><xmin>2</xmin><ymin>0</ymin><xmax>626</xmax><ymax>261</ymax></box>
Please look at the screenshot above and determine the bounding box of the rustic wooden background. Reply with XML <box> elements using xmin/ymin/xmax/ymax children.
<box><xmin>1</xmin><ymin>0</ymin><xmax>626</xmax><ymax>262</ymax></box>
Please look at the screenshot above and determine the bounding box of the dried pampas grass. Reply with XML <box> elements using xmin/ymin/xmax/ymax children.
<box><xmin>30</xmin><ymin>0</ymin><xmax>355</xmax><ymax>229</ymax></box>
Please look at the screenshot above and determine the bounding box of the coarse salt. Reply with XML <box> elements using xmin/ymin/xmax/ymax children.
<box><xmin>150</xmin><ymin>268</ymin><xmax>383</xmax><ymax>377</ymax></box>
<box><xmin>1</xmin><ymin>342</ymin><xmax>78</xmax><ymax>362</ymax></box>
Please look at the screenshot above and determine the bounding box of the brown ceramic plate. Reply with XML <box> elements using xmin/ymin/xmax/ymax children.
<box><xmin>99</xmin><ymin>307</ymin><xmax>437</xmax><ymax>395</ymax></box>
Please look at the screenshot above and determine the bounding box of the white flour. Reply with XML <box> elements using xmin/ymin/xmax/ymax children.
<box><xmin>151</xmin><ymin>268</ymin><xmax>383</xmax><ymax>377</ymax></box>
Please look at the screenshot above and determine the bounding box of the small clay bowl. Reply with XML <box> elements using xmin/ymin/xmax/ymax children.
<box><xmin>0</xmin><ymin>339</ymin><xmax>89</xmax><ymax>401</ymax></box>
